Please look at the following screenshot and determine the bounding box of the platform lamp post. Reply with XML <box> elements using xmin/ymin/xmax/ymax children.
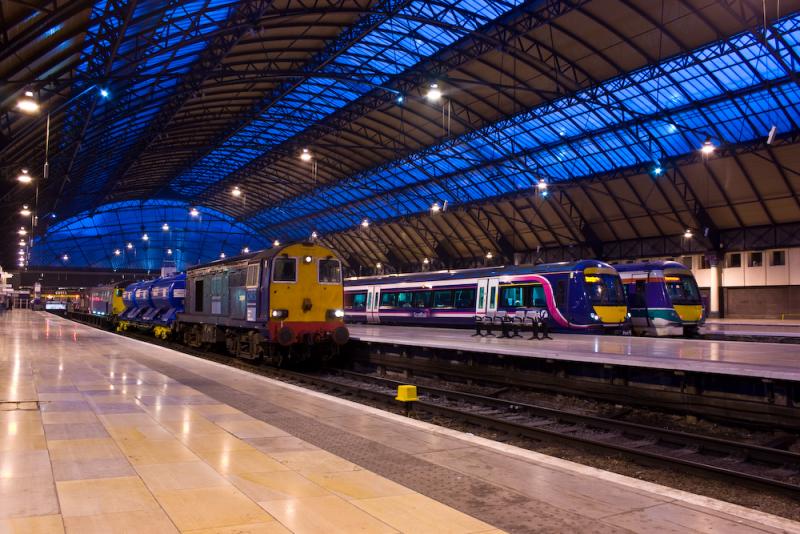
<box><xmin>14</xmin><ymin>86</ymin><xmax>110</xmax><ymax>264</ymax></box>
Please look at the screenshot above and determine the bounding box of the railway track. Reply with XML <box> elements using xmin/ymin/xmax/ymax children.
<box><xmin>308</xmin><ymin>370</ymin><xmax>800</xmax><ymax>495</ymax></box>
<box><xmin>61</xmin><ymin>314</ymin><xmax>800</xmax><ymax>497</ymax></box>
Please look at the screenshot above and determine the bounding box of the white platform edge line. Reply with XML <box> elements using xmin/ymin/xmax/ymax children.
<box><xmin>53</xmin><ymin>314</ymin><xmax>800</xmax><ymax>533</ymax></box>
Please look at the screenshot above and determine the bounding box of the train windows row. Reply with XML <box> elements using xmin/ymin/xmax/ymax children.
<box><xmin>344</xmin><ymin>288</ymin><xmax>477</xmax><ymax>310</ymax></box>
<box><xmin>345</xmin><ymin>284</ymin><xmax>557</xmax><ymax>311</ymax></box>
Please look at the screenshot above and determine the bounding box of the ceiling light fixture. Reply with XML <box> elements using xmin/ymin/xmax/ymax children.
<box><xmin>300</xmin><ymin>148</ymin><xmax>312</xmax><ymax>162</ymax></box>
<box><xmin>426</xmin><ymin>83</ymin><xmax>442</xmax><ymax>102</ymax></box>
<box><xmin>17</xmin><ymin>169</ymin><xmax>32</xmax><ymax>184</ymax></box>
<box><xmin>16</xmin><ymin>91</ymin><xmax>39</xmax><ymax>113</ymax></box>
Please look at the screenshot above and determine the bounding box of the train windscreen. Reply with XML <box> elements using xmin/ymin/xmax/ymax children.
<box><xmin>584</xmin><ymin>274</ymin><xmax>626</xmax><ymax>305</ymax></box>
<box><xmin>664</xmin><ymin>272</ymin><xmax>701</xmax><ymax>305</ymax></box>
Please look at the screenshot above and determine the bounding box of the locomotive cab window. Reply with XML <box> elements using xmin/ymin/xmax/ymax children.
<box><xmin>273</xmin><ymin>257</ymin><xmax>297</xmax><ymax>282</ymax></box>
<box><xmin>318</xmin><ymin>259</ymin><xmax>342</xmax><ymax>283</ymax></box>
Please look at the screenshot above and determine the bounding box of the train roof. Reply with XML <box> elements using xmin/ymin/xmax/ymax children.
<box><xmin>345</xmin><ymin>260</ymin><xmax>614</xmax><ymax>287</ymax></box>
<box><xmin>612</xmin><ymin>260</ymin><xmax>691</xmax><ymax>272</ymax></box>
<box><xmin>185</xmin><ymin>241</ymin><xmax>339</xmax><ymax>273</ymax></box>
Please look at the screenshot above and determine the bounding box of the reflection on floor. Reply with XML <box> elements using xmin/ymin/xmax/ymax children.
<box><xmin>0</xmin><ymin>310</ymin><xmax>496</xmax><ymax>534</ymax></box>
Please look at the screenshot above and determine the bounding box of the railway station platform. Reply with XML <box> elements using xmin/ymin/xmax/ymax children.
<box><xmin>2</xmin><ymin>310</ymin><xmax>799</xmax><ymax>533</ymax></box>
<box><xmin>702</xmin><ymin>318</ymin><xmax>800</xmax><ymax>339</ymax></box>
<box><xmin>347</xmin><ymin>324</ymin><xmax>800</xmax><ymax>381</ymax></box>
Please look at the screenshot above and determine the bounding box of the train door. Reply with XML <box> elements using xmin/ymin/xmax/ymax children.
<box><xmin>475</xmin><ymin>279</ymin><xmax>489</xmax><ymax>315</ymax></box>
<box><xmin>366</xmin><ymin>285</ymin><xmax>380</xmax><ymax>323</ymax></box>
<box><xmin>487</xmin><ymin>278</ymin><xmax>500</xmax><ymax>314</ymax></box>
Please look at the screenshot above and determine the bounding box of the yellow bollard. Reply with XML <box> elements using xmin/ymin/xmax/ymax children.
<box><xmin>395</xmin><ymin>385</ymin><xmax>418</xmax><ymax>402</ymax></box>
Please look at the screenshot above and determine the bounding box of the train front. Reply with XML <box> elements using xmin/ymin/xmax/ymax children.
<box><xmin>579</xmin><ymin>262</ymin><xmax>631</xmax><ymax>333</ymax></box>
<box><xmin>267</xmin><ymin>242</ymin><xmax>350</xmax><ymax>351</ymax></box>
<box><xmin>663</xmin><ymin>263</ymin><xmax>704</xmax><ymax>336</ymax></box>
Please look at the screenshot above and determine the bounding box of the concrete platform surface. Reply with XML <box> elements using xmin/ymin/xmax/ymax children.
<box><xmin>702</xmin><ymin>318</ymin><xmax>800</xmax><ymax>338</ymax></box>
<box><xmin>348</xmin><ymin>324</ymin><xmax>800</xmax><ymax>380</ymax></box>
<box><xmin>1</xmin><ymin>310</ymin><xmax>798</xmax><ymax>534</ymax></box>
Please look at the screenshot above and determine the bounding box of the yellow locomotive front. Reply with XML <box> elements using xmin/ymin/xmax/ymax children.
<box><xmin>267</xmin><ymin>242</ymin><xmax>350</xmax><ymax>349</ymax></box>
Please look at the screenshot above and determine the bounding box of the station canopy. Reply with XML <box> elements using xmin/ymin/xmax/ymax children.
<box><xmin>2</xmin><ymin>0</ymin><xmax>799</xmax><ymax>272</ymax></box>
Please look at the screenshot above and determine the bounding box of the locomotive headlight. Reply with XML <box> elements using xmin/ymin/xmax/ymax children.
<box><xmin>327</xmin><ymin>309</ymin><xmax>345</xmax><ymax>320</ymax></box>
<box><xmin>303</xmin><ymin>255</ymin><xmax>313</xmax><ymax>264</ymax></box>
<box><xmin>626</xmin><ymin>312</ymin><xmax>631</xmax><ymax>319</ymax></box>
<box><xmin>271</xmin><ymin>309</ymin><xmax>289</xmax><ymax>319</ymax></box>
<box><xmin>590</xmin><ymin>312</ymin><xmax>600</xmax><ymax>321</ymax></box>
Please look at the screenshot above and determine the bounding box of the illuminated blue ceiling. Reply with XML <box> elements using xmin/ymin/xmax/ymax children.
<box><xmin>4</xmin><ymin>1</ymin><xmax>800</xmax><ymax>271</ymax></box>
<box><xmin>30</xmin><ymin>201</ymin><xmax>268</xmax><ymax>270</ymax></box>
<box><xmin>169</xmin><ymin>0</ymin><xmax>525</xmax><ymax>197</ymax></box>
<box><xmin>59</xmin><ymin>0</ymin><xmax>239</xmax><ymax>214</ymax></box>
<box><xmin>248</xmin><ymin>14</ymin><xmax>800</xmax><ymax>241</ymax></box>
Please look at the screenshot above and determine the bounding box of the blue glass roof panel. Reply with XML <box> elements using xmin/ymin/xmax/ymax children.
<box><xmin>247</xmin><ymin>14</ymin><xmax>800</xmax><ymax>239</ymax></box>
<box><xmin>170</xmin><ymin>0</ymin><xmax>525</xmax><ymax>196</ymax></box>
<box><xmin>31</xmin><ymin>200</ymin><xmax>268</xmax><ymax>270</ymax></box>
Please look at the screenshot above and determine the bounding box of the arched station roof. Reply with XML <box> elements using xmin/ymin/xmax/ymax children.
<box><xmin>1</xmin><ymin>0</ymin><xmax>799</xmax><ymax>272</ymax></box>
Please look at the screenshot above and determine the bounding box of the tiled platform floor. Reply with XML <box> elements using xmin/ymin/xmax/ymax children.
<box><xmin>1</xmin><ymin>310</ymin><xmax>799</xmax><ymax>534</ymax></box>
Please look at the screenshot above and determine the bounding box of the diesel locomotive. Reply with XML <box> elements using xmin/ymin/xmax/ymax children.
<box><xmin>72</xmin><ymin>242</ymin><xmax>349</xmax><ymax>365</ymax></box>
<box><xmin>344</xmin><ymin>260</ymin><xmax>631</xmax><ymax>333</ymax></box>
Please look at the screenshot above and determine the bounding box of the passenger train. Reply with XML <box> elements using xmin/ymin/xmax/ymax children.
<box><xmin>614</xmin><ymin>260</ymin><xmax>705</xmax><ymax>336</ymax></box>
<box><xmin>72</xmin><ymin>242</ymin><xmax>349</xmax><ymax>365</ymax></box>
<box><xmin>344</xmin><ymin>260</ymin><xmax>631</xmax><ymax>333</ymax></box>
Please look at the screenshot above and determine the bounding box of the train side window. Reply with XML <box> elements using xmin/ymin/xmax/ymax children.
<box><xmin>478</xmin><ymin>287</ymin><xmax>485</xmax><ymax>308</ymax></box>
<box><xmin>194</xmin><ymin>280</ymin><xmax>204</xmax><ymax>312</ymax></box>
<box><xmin>433</xmin><ymin>290</ymin><xmax>454</xmax><ymax>308</ymax></box>
<box><xmin>352</xmin><ymin>292</ymin><xmax>367</xmax><ymax>309</ymax></box>
<box><xmin>273</xmin><ymin>258</ymin><xmax>297</xmax><ymax>282</ymax></box>
<box><xmin>319</xmin><ymin>259</ymin><xmax>342</xmax><ymax>283</ymax></box>
<box><xmin>454</xmin><ymin>288</ymin><xmax>476</xmax><ymax>308</ymax></box>
<box><xmin>246</xmin><ymin>264</ymin><xmax>260</xmax><ymax>287</ymax></box>
<box><xmin>396</xmin><ymin>292</ymin><xmax>413</xmax><ymax>308</ymax></box>
<box><xmin>771</xmin><ymin>250</ymin><xmax>785</xmax><ymax>266</ymax></box>
<box><xmin>499</xmin><ymin>286</ymin><xmax>524</xmax><ymax>307</ymax></box>
<box><xmin>489</xmin><ymin>287</ymin><xmax>496</xmax><ymax>308</ymax></box>
<box><xmin>380</xmin><ymin>292</ymin><xmax>397</xmax><ymax>307</ymax></box>
<box><xmin>727</xmin><ymin>253</ymin><xmax>741</xmax><ymax>268</ymax></box>
<box><xmin>749</xmin><ymin>252</ymin><xmax>762</xmax><ymax>267</ymax></box>
<box><xmin>413</xmin><ymin>291</ymin><xmax>431</xmax><ymax>308</ymax></box>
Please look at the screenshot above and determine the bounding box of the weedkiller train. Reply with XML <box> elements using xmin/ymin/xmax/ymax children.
<box><xmin>72</xmin><ymin>242</ymin><xmax>349</xmax><ymax>365</ymax></box>
<box><xmin>614</xmin><ymin>260</ymin><xmax>705</xmax><ymax>337</ymax></box>
<box><xmin>344</xmin><ymin>260</ymin><xmax>631</xmax><ymax>333</ymax></box>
